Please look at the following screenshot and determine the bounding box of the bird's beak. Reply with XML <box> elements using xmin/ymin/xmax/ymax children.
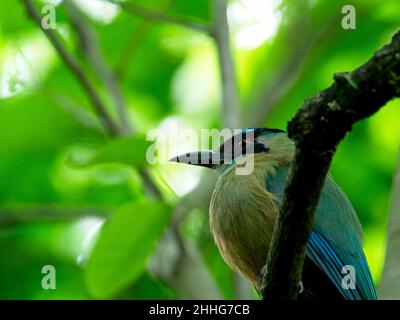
<box><xmin>169</xmin><ymin>151</ymin><xmax>221</xmax><ymax>169</ymax></box>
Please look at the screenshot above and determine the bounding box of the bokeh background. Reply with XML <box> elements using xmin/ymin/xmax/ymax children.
<box><xmin>0</xmin><ymin>0</ymin><xmax>399</xmax><ymax>299</ymax></box>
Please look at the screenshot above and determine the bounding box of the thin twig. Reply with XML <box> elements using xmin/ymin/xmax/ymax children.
<box><xmin>21</xmin><ymin>0</ymin><xmax>215</xmax><ymax>300</ymax></box>
<box><xmin>21</xmin><ymin>0</ymin><xmax>233</xmax><ymax>299</ymax></box>
<box><xmin>65</xmin><ymin>1</ymin><xmax>163</xmax><ymax>198</ymax></box>
<box><xmin>21</xmin><ymin>0</ymin><xmax>120</xmax><ymax>136</ymax></box>
<box><xmin>44</xmin><ymin>87</ymin><xmax>105</xmax><ymax>132</ymax></box>
<box><xmin>105</xmin><ymin>0</ymin><xmax>212</xmax><ymax>34</ymax></box>
<box><xmin>169</xmin><ymin>0</ymin><xmax>243</xmax><ymax>227</ymax></box>
<box><xmin>65</xmin><ymin>0</ymin><xmax>132</xmax><ymax>135</ymax></box>
<box><xmin>211</xmin><ymin>0</ymin><xmax>241</xmax><ymax>128</ymax></box>
<box><xmin>22</xmin><ymin>0</ymin><xmax>163</xmax><ymax>201</ymax></box>
<box><xmin>0</xmin><ymin>206</ymin><xmax>110</xmax><ymax>226</ymax></box>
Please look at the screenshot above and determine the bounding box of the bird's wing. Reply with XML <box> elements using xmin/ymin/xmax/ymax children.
<box><xmin>307</xmin><ymin>231</ymin><xmax>376</xmax><ymax>300</ymax></box>
<box><xmin>265</xmin><ymin>167</ymin><xmax>377</xmax><ymax>300</ymax></box>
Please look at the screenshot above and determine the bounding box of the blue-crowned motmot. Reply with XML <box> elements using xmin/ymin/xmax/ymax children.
<box><xmin>170</xmin><ymin>128</ymin><xmax>376</xmax><ymax>300</ymax></box>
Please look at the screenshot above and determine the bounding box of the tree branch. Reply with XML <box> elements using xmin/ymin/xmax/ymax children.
<box><xmin>0</xmin><ymin>206</ymin><xmax>110</xmax><ymax>226</ymax></box>
<box><xmin>104</xmin><ymin>0</ymin><xmax>212</xmax><ymax>34</ymax></box>
<box><xmin>379</xmin><ymin>148</ymin><xmax>400</xmax><ymax>299</ymax></box>
<box><xmin>110</xmin><ymin>0</ymin><xmax>242</xmax><ymax>129</ymax></box>
<box><xmin>21</xmin><ymin>0</ymin><xmax>120</xmax><ymax>136</ymax></box>
<box><xmin>43</xmin><ymin>87</ymin><xmax>105</xmax><ymax>132</ymax></box>
<box><xmin>22</xmin><ymin>0</ymin><xmax>163</xmax><ymax>198</ymax></box>
<box><xmin>22</xmin><ymin>0</ymin><xmax>220</xmax><ymax>299</ymax></box>
<box><xmin>211</xmin><ymin>0</ymin><xmax>241</xmax><ymax>128</ymax></box>
<box><xmin>65</xmin><ymin>0</ymin><xmax>132</xmax><ymax>135</ymax></box>
<box><xmin>259</xmin><ymin>30</ymin><xmax>400</xmax><ymax>299</ymax></box>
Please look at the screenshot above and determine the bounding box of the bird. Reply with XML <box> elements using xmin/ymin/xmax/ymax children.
<box><xmin>170</xmin><ymin>128</ymin><xmax>377</xmax><ymax>300</ymax></box>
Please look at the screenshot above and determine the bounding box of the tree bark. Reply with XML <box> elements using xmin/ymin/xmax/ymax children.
<box><xmin>259</xmin><ymin>30</ymin><xmax>400</xmax><ymax>299</ymax></box>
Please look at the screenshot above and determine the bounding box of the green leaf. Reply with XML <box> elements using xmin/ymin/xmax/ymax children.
<box><xmin>116</xmin><ymin>273</ymin><xmax>175</xmax><ymax>299</ymax></box>
<box><xmin>85</xmin><ymin>200</ymin><xmax>171</xmax><ymax>298</ymax></box>
<box><xmin>0</xmin><ymin>1</ymin><xmax>31</xmax><ymax>39</ymax></box>
<box><xmin>71</xmin><ymin>136</ymin><xmax>152</xmax><ymax>167</ymax></box>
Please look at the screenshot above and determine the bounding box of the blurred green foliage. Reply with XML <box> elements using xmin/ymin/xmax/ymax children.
<box><xmin>0</xmin><ymin>0</ymin><xmax>398</xmax><ymax>299</ymax></box>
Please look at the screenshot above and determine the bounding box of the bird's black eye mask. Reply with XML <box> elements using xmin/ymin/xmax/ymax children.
<box><xmin>218</xmin><ymin>129</ymin><xmax>276</xmax><ymax>161</ymax></box>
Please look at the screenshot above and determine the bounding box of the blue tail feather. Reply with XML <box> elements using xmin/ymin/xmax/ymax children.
<box><xmin>307</xmin><ymin>232</ymin><xmax>377</xmax><ymax>300</ymax></box>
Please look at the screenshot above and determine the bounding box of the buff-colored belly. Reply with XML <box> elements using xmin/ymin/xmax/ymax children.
<box><xmin>209</xmin><ymin>172</ymin><xmax>278</xmax><ymax>286</ymax></box>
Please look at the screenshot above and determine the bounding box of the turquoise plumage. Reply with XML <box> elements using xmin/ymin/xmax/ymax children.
<box><xmin>171</xmin><ymin>128</ymin><xmax>377</xmax><ymax>299</ymax></box>
<box><xmin>266</xmin><ymin>166</ymin><xmax>376</xmax><ymax>299</ymax></box>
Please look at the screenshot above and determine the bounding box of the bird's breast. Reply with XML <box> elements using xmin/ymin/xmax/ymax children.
<box><xmin>209</xmin><ymin>165</ymin><xmax>279</xmax><ymax>284</ymax></box>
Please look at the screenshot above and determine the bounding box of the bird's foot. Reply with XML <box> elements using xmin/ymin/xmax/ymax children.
<box><xmin>299</xmin><ymin>281</ymin><xmax>304</xmax><ymax>294</ymax></box>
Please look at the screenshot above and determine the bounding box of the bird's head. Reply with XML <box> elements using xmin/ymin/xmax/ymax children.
<box><xmin>169</xmin><ymin>128</ymin><xmax>294</xmax><ymax>174</ymax></box>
